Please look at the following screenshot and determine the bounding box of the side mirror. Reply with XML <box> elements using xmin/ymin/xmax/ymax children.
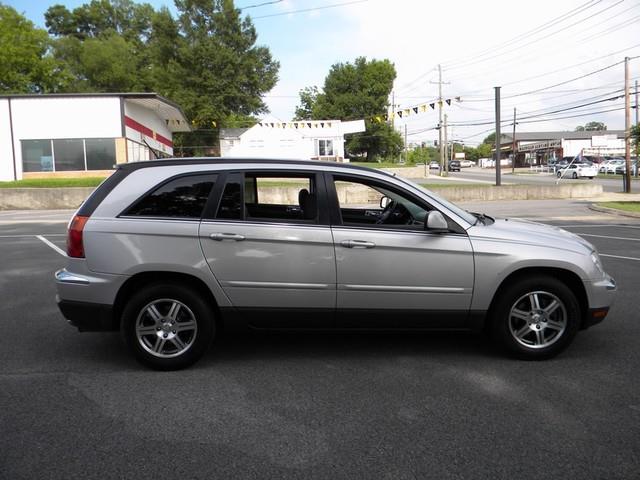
<box><xmin>425</xmin><ymin>211</ymin><xmax>449</xmax><ymax>233</ymax></box>
<box><xmin>380</xmin><ymin>195</ymin><xmax>391</xmax><ymax>209</ymax></box>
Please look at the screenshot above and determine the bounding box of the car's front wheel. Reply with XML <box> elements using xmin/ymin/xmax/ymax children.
<box><xmin>490</xmin><ymin>275</ymin><xmax>580</xmax><ymax>359</ymax></box>
<box><xmin>122</xmin><ymin>283</ymin><xmax>215</xmax><ymax>370</ymax></box>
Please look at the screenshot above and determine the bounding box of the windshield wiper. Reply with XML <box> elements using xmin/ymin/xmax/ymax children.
<box><xmin>469</xmin><ymin>211</ymin><xmax>487</xmax><ymax>225</ymax></box>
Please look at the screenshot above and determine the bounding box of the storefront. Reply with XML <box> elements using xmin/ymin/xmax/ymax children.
<box><xmin>0</xmin><ymin>93</ymin><xmax>190</xmax><ymax>181</ymax></box>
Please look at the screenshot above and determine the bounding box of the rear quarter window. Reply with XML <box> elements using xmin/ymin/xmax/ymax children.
<box><xmin>123</xmin><ymin>174</ymin><xmax>217</xmax><ymax>219</ymax></box>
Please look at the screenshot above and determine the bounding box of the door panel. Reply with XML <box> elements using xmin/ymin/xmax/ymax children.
<box><xmin>332</xmin><ymin>227</ymin><xmax>474</xmax><ymax>327</ymax></box>
<box><xmin>326</xmin><ymin>173</ymin><xmax>475</xmax><ymax>329</ymax></box>
<box><xmin>199</xmin><ymin>221</ymin><xmax>336</xmax><ymax>326</ymax></box>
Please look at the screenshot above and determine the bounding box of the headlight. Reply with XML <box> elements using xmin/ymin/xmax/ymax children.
<box><xmin>591</xmin><ymin>251</ymin><xmax>604</xmax><ymax>275</ymax></box>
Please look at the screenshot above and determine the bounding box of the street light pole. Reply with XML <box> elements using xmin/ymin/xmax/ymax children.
<box><xmin>495</xmin><ymin>86</ymin><xmax>502</xmax><ymax>186</ymax></box>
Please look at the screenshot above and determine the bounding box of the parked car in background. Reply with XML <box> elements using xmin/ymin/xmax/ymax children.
<box><xmin>55</xmin><ymin>158</ymin><xmax>616</xmax><ymax>369</ymax></box>
<box><xmin>599</xmin><ymin>159</ymin><xmax>625</xmax><ymax>174</ymax></box>
<box><xmin>459</xmin><ymin>160</ymin><xmax>474</xmax><ymax>168</ymax></box>
<box><xmin>556</xmin><ymin>163</ymin><xmax>598</xmax><ymax>179</ymax></box>
<box><xmin>614</xmin><ymin>160</ymin><xmax>638</xmax><ymax>176</ymax></box>
<box><xmin>448</xmin><ymin>160</ymin><xmax>461</xmax><ymax>172</ymax></box>
<box><xmin>429</xmin><ymin>161</ymin><xmax>440</xmax><ymax>170</ymax></box>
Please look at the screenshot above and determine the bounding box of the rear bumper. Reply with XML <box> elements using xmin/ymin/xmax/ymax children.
<box><xmin>56</xmin><ymin>296</ymin><xmax>117</xmax><ymax>332</ymax></box>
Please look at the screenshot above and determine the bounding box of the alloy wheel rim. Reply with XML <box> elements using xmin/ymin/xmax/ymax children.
<box><xmin>135</xmin><ymin>299</ymin><xmax>198</xmax><ymax>358</ymax></box>
<box><xmin>508</xmin><ymin>291</ymin><xmax>567</xmax><ymax>349</ymax></box>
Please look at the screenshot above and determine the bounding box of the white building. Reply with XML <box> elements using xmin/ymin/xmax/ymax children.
<box><xmin>219</xmin><ymin>119</ymin><xmax>366</xmax><ymax>162</ymax></box>
<box><xmin>499</xmin><ymin>130</ymin><xmax>626</xmax><ymax>166</ymax></box>
<box><xmin>0</xmin><ymin>93</ymin><xmax>190</xmax><ymax>181</ymax></box>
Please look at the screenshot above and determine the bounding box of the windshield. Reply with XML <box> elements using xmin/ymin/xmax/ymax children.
<box><xmin>395</xmin><ymin>177</ymin><xmax>478</xmax><ymax>226</ymax></box>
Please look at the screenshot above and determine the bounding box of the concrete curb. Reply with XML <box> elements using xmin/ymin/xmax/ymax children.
<box><xmin>589</xmin><ymin>204</ymin><xmax>640</xmax><ymax>218</ymax></box>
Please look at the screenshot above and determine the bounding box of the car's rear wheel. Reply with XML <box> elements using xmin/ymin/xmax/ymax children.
<box><xmin>490</xmin><ymin>275</ymin><xmax>580</xmax><ymax>359</ymax></box>
<box><xmin>572</xmin><ymin>172</ymin><xmax>578</xmax><ymax>179</ymax></box>
<box><xmin>122</xmin><ymin>283</ymin><xmax>215</xmax><ymax>370</ymax></box>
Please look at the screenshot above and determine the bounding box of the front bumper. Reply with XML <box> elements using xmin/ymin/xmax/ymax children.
<box><xmin>583</xmin><ymin>275</ymin><xmax>616</xmax><ymax>329</ymax></box>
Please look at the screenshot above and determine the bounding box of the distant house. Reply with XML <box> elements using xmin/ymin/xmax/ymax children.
<box><xmin>219</xmin><ymin>119</ymin><xmax>366</xmax><ymax>162</ymax></box>
<box><xmin>498</xmin><ymin>130</ymin><xmax>625</xmax><ymax>166</ymax></box>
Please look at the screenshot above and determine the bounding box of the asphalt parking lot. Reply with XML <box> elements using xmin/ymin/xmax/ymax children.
<box><xmin>1</xmin><ymin>204</ymin><xmax>640</xmax><ymax>480</ymax></box>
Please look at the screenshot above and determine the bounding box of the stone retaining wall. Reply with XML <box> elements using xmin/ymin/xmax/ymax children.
<box><xmin>0</xmin><ymin>183</ymin><xmax>603</xmax><ymax>210</ymax></box>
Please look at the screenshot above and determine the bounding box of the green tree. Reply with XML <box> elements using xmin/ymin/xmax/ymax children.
<box><xmin>575</xmin><ymin>121</ymin><xmax>607</xmax><ymax>131</ymax></box>
<box><xmin>631</xmin><ymin>123</ymin><xmax>640</xmax><ymax>149</ymax></box>
<box><xmin>0</xmin><ymin>5</ymin><xmax>68</xmax><ymax>93</ymax></box>
<box><xmin>348</xmin><ymin>121</ymin><xmax>403</xmax><ymax>161</ymax></box>
<box><xmin>297</xmin><ymin>57</ymin><xmax>398</xmax><ymax>161</ymax></box>
<box><xmin>294</xmin><ymin>86</ymin><xmax>319</xmax><ymax>121</ymax></box>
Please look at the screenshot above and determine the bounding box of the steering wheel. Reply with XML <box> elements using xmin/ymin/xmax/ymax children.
<box><xmin>376</xmin><ymin>200</ymin><xmax>398</xmax><ymax>224</ymax></box>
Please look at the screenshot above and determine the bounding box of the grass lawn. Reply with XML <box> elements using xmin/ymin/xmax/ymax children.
<box><xmin>0</xmin><ymin>177</ymin><xmax>106</xmax><ymax>188</ymax></box>
<box><xmin>350</xmin><ymin>162</ymin><xmax>414</xmax><ymax>168</ymax></box>
<box><xmin>420</xmin><ymin>182</ymin><xmax>492</xmax><ymax>189</ymax></box>
<box><xmin>597</xmin><ymin>202</ymin><xmax>640</xmax><ymax>213</ymax></box>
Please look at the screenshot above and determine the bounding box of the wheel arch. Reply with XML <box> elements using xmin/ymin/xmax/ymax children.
<box><xmin>486</xmin><ymin>267</ymin><xmax>588</xmax><ymax>329</ymax></box>
<box><xmin>113</xmin><ymin>271</ymin><xmax>221</xmax><ymax>330</ymax></box>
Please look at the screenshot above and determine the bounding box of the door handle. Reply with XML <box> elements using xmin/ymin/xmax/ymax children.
<box><xmin>341</xmin><ymin>239</ymin><xmax>375</xmax><ymax>249</ymax></box>
<box><xmin>210</xmin><ymin>233</ymin><xmax>245</xmax><ymax>241</ymax></box>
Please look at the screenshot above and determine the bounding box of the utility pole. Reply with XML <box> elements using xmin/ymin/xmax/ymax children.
<box><xmin>624</xmin><ymin>57</ymin><xmax>631</xmax><ymax>193</ymax></box>
<box><xmin>431</xmin><ymin>64</ymin><xmax>450</xmax><ymax>177</ymax></box>
<box><xmin>511</xmin><ymin>107</ymin><xmax>517</xmax><ymax>174</ymax></box>
<box><xmin>444</xmin><ymin>114</ymin><xmax>449</xmax><ymax>174</ymax></box>
<box><xmin>636</xmin><ymin>80</ymin><xmax>640</xmax><ymax>178</ymax></box>
<box><xmin>495</xmin><ymin>86</ymin><xmax>502</xmax><ymax>186</ymax></box>
<box><xmin>391</xmin><ymin>90</ymin><xmax>396</xmax><ymax>128</ymax></box>
<box><xmin>404</xmin><ymin>124</ymin><xmax>408</xmax><ymax>164</ymax></box>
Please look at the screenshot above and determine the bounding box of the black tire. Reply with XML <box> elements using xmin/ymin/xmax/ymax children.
<box><xmin>489</xmin><ymin>275</ymin><xmax>580</xmax><ymax>360</ymax></box>
<box><xmin>588</xmin><ymin>176</ymin><xmax>594</xmax><ymax>179</ymax></box>
<box><xmin>121</xmin><ymin>283</ymin><xmax>215</xmax><ymax>370</ymax></box>
<box><xmin>556</xmin><ymin>172</ymin><xmax>562</xmax><ymax>178</ymax></box>
<box><xmin>572</xmin><ymin>172</ymin><xmax>578</xmax><ymax>179</ymax></box>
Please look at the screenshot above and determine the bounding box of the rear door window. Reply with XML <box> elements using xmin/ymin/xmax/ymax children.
<box><xmin>123</xmin><ymin>174</ymin><xmax>217</xmax><ymax>219</ymax></box>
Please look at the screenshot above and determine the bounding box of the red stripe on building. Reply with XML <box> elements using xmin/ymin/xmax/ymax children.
<box><xmin>124</xmin><ymin>116</ymin><xmax>153</xmax><ymax>137</ymax></box>
<box><xmin>124</xmin><ymin>116</ymin><xmax>173</xmax><ymax>148</ymax></box>
<box><xmin>155</xmin><ymin>133</ymin><xmax>173</xmax><ymax>148</ymax></box>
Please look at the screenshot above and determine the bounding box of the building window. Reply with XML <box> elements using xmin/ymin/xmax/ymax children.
<box><xmin>53</xmin><ymin>139</ymin><xmax>85</xmax><ymax>171</ymax></box>
<box><xmin>21</xmin><ymin>138</ymin><xmax>117</xmax><ymax>173</ymax></box>
<box><xmin>86</xmin><ymin>138</ymin><xmax>116</xmax><ymax>170</ymax></box>
<box><xmin>22</xmin><ymin>140</ymin><xmax>53</xmax><ymax>172</ymax></box>
<box><xmin>318</xmin><ymin>139</ymin><xmax>334</xmax><ymax>156</ymax></box>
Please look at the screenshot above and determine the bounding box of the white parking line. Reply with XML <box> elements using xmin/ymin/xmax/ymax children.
<box><xmin>36</xmin><ymin>235</ymin><xmax>67</xmax><ymax>257</ymax></box>
<box><xmin>558</xmin><ymin>224</ymin><xmax>640</xmax><ymax>229</ymax></box>
<box><xmin>578</xmin><ymin>234</ymin><xmax>640</xmax><ymax>242</ymax></box>
<box><xmin>600</xmin><ymin>253</ymin><xmax>640</xmax><ymax>262</ymax></box>
<box><xmin>0</xmin><ymin>234</ymin><xmax>65</xmax><ymax>238</ymax></box>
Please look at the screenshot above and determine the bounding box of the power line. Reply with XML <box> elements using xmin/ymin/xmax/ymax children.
<box><xmin>239</xmin><ymin>0</ymin><xmax>283</xmax><ymax>9</ymax></box>
<box><xmin>252</xmin><ymin>0</ymin><xmax>369</xmax><ymax>19</ymax></box>
<box><xmin>442</xmin><ymin>0</ymin><xmax>602</xmax><ymax>69</ymax></box>
<box><xmin>445</xmin><ymin>0</ymin><xmax>625</xmax><ymax>75</ymax></box>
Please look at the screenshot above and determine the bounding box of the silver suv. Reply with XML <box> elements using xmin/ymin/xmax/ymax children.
<box><xmin>55</xmin><ymin>159</ymin><xmax>616</xmax><ymax>369</ymax></box>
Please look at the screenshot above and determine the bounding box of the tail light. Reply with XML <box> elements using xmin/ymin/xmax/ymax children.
<box><xmin>67</xmin><ymin>215</ymin><xmax>89</xmax><ymax>258</ymax></box>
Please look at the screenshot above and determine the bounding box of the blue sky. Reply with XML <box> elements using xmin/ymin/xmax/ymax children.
<box><xmin>6</xmin><ymin>0</ymin><xmax>640</xmax><ymax>144</ymax></box>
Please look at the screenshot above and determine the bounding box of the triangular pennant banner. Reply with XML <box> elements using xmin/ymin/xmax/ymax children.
<box><xmin>445</xmin><ymin>99</ymin><xmax>451</xmax><ymax>106</ymax></box>
<box><xmin>412</xmin><ymin>107</ymin><xmax>418</xmax><ymax>114</ymax></box>
<box><xmin>419</xmin><ymin>104</ymin><xmax>427</xmax><ymax>112</ymax></box>
<box><xmin>430</xmin><ymin>103</ymin><xmax>435</xmax><ymax>109</ymax></box>
<box><xmin>397</xmin><ymin>111</ymin><xmax>403</xmax><ymax>118</ymax></box>
<box><xmin>320</xmin><ymin>122</ymin><xmax>325</xmax><ymax>128</ymax></box>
